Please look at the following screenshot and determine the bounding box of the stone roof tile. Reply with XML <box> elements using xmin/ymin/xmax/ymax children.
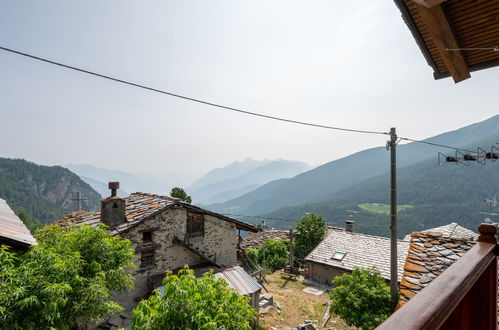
<box><xmin>398</xmin><ymin>231</ymin><xmax>475</xmax><ymax>308</ymax></box>
<box><xmin>304</xmin><ymin>227</ymin><xmax>410</xmax><ymax>282</ymax></box>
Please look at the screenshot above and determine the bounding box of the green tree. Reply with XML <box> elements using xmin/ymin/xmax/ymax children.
<box><xmin>170</xmin><ymin>187</ymin><xmax>192</xmax><ymax>203</ymax></box>
<box><xmin>258</xmin><ymin>239</ymin><xmax>289</xmax><ymax>272</ymax></box>
<box><xmin>132</xmin><ymin>267</ymin><xmax>256</xmax><ymax>330</ymax></box>
<box><xmin>0</xmin><ymin>224</ymin><xmax>135</xmax><ymax>329</ymax></box>
<box><xmin>329</xmin><ymin>267</ymin><xmax>391</xmax><ymax>330</ymax></box>
<box><xmin>294</xmin><ymin>213</ymin><xmax>327</xmax><ymax>260</ymax></box>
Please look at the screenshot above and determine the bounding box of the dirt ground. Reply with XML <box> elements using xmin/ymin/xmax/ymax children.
<box><xmin>259</xmin><ymin>271</ymin><xmax>356</xmax><ymax>329</ymax></box>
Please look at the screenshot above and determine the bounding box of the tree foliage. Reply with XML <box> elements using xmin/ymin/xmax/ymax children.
<box><xmin>0</xmin><ymin>224</ymin><xmax>135</xmax><ymax>329</ymax></box>
<box><xmin>329</xmin><ymin>267</ymin><xmax>391</xmax><ymax>330</ymax></box>
<box><xmin>170</xmin><ymin>187</ymin><xmax>192</xmax><ymax>203</ymax></box>
<box><xmin>294</xmin><ymin>213</ymin><xmax>327</xmax><ymax>260</ymax></box>
<box><xmin>132</xmin><ymin>267</ymin><xmax>256</xmax><ymax>330</ymax></box>
<box><xmin>247</xmin><ymin>239</ymin><xmax>289</xmax><ymax>272</ymax></box>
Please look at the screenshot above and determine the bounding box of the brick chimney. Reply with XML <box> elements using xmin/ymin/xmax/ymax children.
<box><xmin>100</xmin><ymin>182</ymin><xmax>126</xmax><ymax>228</ymax></box>
<box><xmin>346</xmin><ymin>220</ymin><xmax>354</xmax><ymax>232</ymax></box>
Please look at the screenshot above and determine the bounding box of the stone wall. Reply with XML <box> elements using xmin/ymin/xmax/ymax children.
<box><xmin>308</xmin><ymin>262</ymin><xmax>348</xmax><ymax>286</ymax></box>
<box><xmin>97</xmin><ymin>206</ymin><xmax>238</xmax><ymax>329</ymax></box>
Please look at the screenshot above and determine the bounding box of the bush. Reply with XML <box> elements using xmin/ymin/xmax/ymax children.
<box><xmin>245</xmin><ymin>247</ymin><xmax>260</xmax><ymax>267</ymax></box>
<box><xmin>329</xmin><ymin>267</ymin><xmax>391</xmax><ymax>330</ymax></box>
<box><xmin>258</xmin><ymin>239</ymin><xmax>289</xmax><ymax>272</ymax></box>
<box><xmin>132</xmin><ymin>267</ymin><xmax>256</xmax><ymax>330</ymax></box>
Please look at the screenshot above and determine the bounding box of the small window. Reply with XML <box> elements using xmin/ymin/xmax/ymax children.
<box><xmin>141</xmin><ymin>250</ymin><xmax>155</xmax><ymax>268</ymax></box>
<box><xmin>187</xmin><ymin>212</ymin><xmax>204</xmax><ymax>237</ymax></box>
<box><xmin>143</xmin><ymin>231</ymin><xmax>152</xmax><ymax>242</ymax></box>
<box><xmin>331</xmin><ymin>252</ymin><xmax>346</xmax><ymax>261</ymax></box>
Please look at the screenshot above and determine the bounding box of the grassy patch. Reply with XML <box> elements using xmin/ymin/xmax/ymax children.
<box><xmin>358</xmin><ymin>203</ymin><xmax>413</xmax><ymax>214</ymax></box>
<box><xmin>259</xmin><ymin>271</ymin><xmax>355</xmax><ymax>330</ymax></box>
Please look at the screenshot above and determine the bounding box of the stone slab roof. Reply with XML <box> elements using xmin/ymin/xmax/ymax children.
<box><xmin>53</xmin><ymin>192</ymin><xmax>258</xmax><ymax>235</ymax></box>
<box><xmin>398</xmin><ymin>231</ymin><xmax>475</xmax><ymax>307</ymax></box>
<box><xmin>305</xmin><ymin>228</ymin><xmax>410</xmax><ymax>281</ymax></box>
<box><xmin>403</xmin><ymin>222</ymin><xmax>478</xmax><ymax>241</ymax></box>
<box><xmin>240</xmin><ymin>229</ymin><xmax>290</xmax><ymax>250</ymax></box>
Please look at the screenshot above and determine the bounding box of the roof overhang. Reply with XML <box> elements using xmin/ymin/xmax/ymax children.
<box><xmin>394</xmin><ymin>0</ymin><xmax>499</xmax><ymax>83</ymax></box>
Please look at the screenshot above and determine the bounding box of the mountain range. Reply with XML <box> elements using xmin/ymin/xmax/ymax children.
<box><xmin>206</xmin><ymin>115</ymin><xmax>499</xmax><ymax>237</ymax></box>
<box><xmin>188</xmin><ymin>158</ymin><xmax>312</xmax><ymax>204</ymax></box>
<box><xmin>65</xmin><ymin>164</ymin><xmax>197</xmax><ymax>196</ymax></box>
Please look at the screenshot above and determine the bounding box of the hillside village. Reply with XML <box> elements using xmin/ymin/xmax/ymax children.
<box><xmin>1</xmin><ymin>0</ymin><xmax>498</xmax><ymax>329</ymax></box>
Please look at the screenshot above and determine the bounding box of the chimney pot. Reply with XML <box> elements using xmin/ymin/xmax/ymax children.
<box><xmin>101</xmin><ymin>182</ymin><xmax>125</xmax><ymax>228</ymax></box>
<box><xmin>346</xmin><ymin>220</ymin><xmax>354</xmax><ymax>232</ymax></box>
<box><xmin>109</xmin><ymin>182</ymin><xmax>119</xmax><ymax>197</ymax></box>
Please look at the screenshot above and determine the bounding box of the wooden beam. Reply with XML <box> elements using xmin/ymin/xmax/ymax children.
<box><xmin>412</xmin><ymin>0</ymin><xmax>447</xmax><ymax>8</ymax></box>
<box><xmin>416</xmin><ymin>4</ymin><xmax>471</xmax><ymax>83</ymax></box>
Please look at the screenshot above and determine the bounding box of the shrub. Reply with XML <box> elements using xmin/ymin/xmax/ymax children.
<box><xmin>132</xmin><ymin>267</ymin><xmax>256</xmax><ymax>330</ymax></box>
<box><xmin>329</xmin><ymin>267</ymin><xmax>391</xmax><ymax>330</ymax></box>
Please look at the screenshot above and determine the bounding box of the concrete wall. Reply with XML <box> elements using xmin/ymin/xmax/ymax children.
<box><xmin>96</xmin><ymin>207</ymin><xmax>238</xmax><ymax>329</ymax></box>
<box><xmin>308</xmin><ymin>262</ymin><xmax>349</xmax><ymax>286</ymax></box>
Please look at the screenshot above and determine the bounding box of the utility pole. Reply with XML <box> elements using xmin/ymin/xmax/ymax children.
<box><xmin>289</xmin><ymin>229</ymin><xmax>294</xmax><ymax>269</ymax></box>
<box><xmin>388</xmin><ymin>127</ymin><xmax>398</xmax><ymax>310</ymax></box>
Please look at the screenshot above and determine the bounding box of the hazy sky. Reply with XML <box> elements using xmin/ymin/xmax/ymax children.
<box><xmin>0</xmin><ymin>0</ymin><xmax>497</xmax><ymax>176</ymax></box>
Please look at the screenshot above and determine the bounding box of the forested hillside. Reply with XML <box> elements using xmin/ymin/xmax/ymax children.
<box><xmin>0</xmin><ymin>158</ymin><xmax>101</xmax><ymax>229</ymax></box>
<box><xmin>264</xmin><ymin>147</ymin><xmax>499</xmax><ymax>238</ymax></box>
<box><xmin>208</xmin><ymin>115</ymin><xmax>499</xmax><ymax>216</ymax></box>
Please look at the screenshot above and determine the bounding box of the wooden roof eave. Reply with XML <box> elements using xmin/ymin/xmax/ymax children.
<box><xmin>394</xmin><ymin>0</ymin><xmax>472</xmax><ymax>83</ymax></box>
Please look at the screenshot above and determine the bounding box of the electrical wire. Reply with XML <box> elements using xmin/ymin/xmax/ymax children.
<box><xmin>222</xmin><ymin>213</ymin><xmax>392</xmax><ymax>228</ymax></box>
<box><xmin>1</xmin><ymin>46</ymin><xmax>482</xmax><ymax>155</ymax></box>
<box><xmin>0</xmin><ymin>46</ymin><xmax>389</xmax><ymax>136</ymax></box>
<box><xmin>398</xmin><ymin>137</ymin><xmax>476</xmax><ymax>154</ymax></box>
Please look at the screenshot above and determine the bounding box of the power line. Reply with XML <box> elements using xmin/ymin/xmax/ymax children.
<box><xmin>223</xmin><ymin>212</ymin><xmax>393</xmax><ymax>228</ymax></box>
<box><xmin>0</xmin><ymin>46</ymin><xmax>389</xmax><ymax>136</ymax></box>
<box><xmin>1</xmin><ymin>46</ymin><xmax>480</xmax><ymax>155</ymax></box>
<box><xmin>399</xmin><ymin>137</ymin><xmax>476</xmax><ymax>153</ymax></box>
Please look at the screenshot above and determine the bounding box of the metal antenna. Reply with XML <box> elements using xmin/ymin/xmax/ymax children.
<box><xmin>71</xmin><ymin>191</ymin><xmax>87</xmax><ymax>211</ymax></box>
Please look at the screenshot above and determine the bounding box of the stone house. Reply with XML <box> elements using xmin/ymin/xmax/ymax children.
<box><xmin>304</xmin><ymin>222</ymin><xmax>409</xmax><ymax>286</ymax></box>
<box><xmin>54</xmin><ymin>183</ymin><xmax>259</xmax><ymax>329</ymax></box>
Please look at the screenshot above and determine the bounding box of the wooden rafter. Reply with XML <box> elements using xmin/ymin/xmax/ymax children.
<box><xmin>412</xmin><ymin>0</ymin><xmax>447</xmax><ymax>8</ymax></box>
<box><xmin>415</xmin><ymin>3</ymin><xmax>471</xmax><ymax>83</ymax></box>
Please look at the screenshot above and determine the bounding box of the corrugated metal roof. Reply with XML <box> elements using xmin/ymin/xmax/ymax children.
<box><xmin>0</xmin><ymin>198</ymin><xmax>36</xmax><ymax>247</ymax></box>
<box><xmin>157</xmin><ymin>266</ymin><xmax>261</xmax><ymax>297</ymax></box>
<box><xmin>215</xmin><ymin>266</ymin><xmax>261</xmax><ymax>296</ymax></box>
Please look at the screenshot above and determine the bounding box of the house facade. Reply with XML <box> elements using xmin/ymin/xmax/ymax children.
<box><xmin>54</xmin><ymin>183</ymin><xmax>258</xmax><ymax>329</ymax></box>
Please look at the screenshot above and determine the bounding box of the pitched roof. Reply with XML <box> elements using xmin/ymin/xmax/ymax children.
<box><xmin>403</xmin><ymin>222</ymin><xmax>478</xmax><ymax>241</ymax></box>
<box><xmin>398</xmin><ymin>231</ymin><xmax>475</xmax><ymax>307</ymax></box>
<box><xmin>53</xmin><ymin>192</ymin><xmax>258</xmax><ymax>235</ymax></box>
<box><xmin>0</xmin><ymin>198</ymin><xmax>36</xmax><ymax>249</ymax></box>
<box><xmin>305</xmin><ymin>227</ymin><xmax>410</xmax><ymax>281</ymax></box>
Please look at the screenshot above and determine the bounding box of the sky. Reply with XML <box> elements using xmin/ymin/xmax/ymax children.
<box><xmin>0</xmin><ymin>0</ymin><xmax>497</xmax><ymax>180</ymax></box>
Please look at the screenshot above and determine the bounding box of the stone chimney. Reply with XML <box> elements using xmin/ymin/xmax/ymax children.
<box><xmin>346</xmin><ymin>220</ymin><xmax>354</xmax><ymax>232</ymax></box>
<box><xmin>100</xmin><ymin>182</ymin><xmax>126</xmax><ymax>228</ymax></box>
